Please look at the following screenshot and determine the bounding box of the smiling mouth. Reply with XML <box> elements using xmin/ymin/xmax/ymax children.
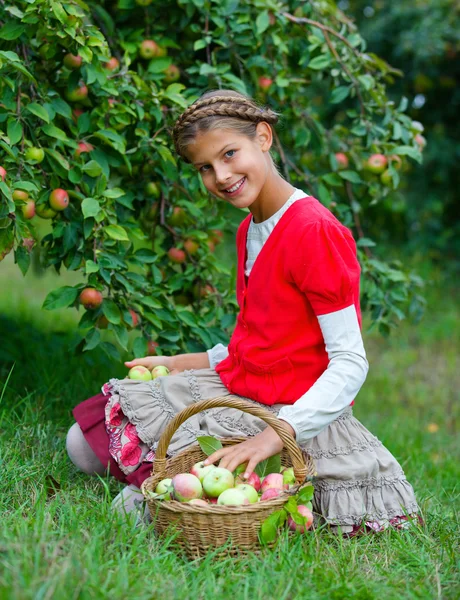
<box><xmin>223</xmin><ymin>177</ymin><xmax>245</xmax><ymax>193</ymax></box>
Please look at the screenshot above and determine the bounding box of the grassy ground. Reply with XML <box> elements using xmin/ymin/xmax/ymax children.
<box><xmin>0</xmin><ymin>252</ymin><xmax>458</xmax><ymax>599</ymax></box>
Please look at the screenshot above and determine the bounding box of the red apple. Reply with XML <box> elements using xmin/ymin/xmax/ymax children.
<box><xmin>128</xmin><ymin>308</ymin><xmax>139</xmax><ymax>328</ymax></box>
<box><xmin>66</xmin><ymin>84</ymin><xmax>88</xmax><ymax>103</ymax></box>
<box><xmin>171</xmin><ymin>473</ymin><xmax>203</xmax><ymax>502</ymax></box>
<box><xmin>260</xmin><ymin>488</ymin><xmax>283</xmax><ymax>501</ymax></box>
<box><xmin>79</xmin><ymin>288</ymin><xmax>103</xmax><ymax>309</ymax></box>
<box><xmin>184</xmin><ymin>239</ymin><xmax>199</xmax><ymax>255</ymax></box>
<box><xmin>258</xmin><ymin>76</ymin><xmax>273</xmax><ymax>91</ymax></box>
<box><xmin>103</xmin><ymin>57</ymin><xmax>119</xmax><ymax>71</ymax></box>
<box><xmin>388</xmin><ymin>154</ymin><xmax>402</xmax><ymax>170</ymax></box>
<box><xmin>287</xmin><ymin>504</ymin><xmax>314</xmax><ymax>533</ymax></box>
<box><xmin>12</xmin><ymin>190</ymin><xmax>29</xmax><ymax>202</ymax></box>
<box><xmin>72</xmin><ymin>108</ymin><xmax>85</xmax><ymax>122</ymax></box>
<box><xmin>415</xmin><ymin>134</ymin><xmax>427</xmax><ymax>150</ymax></box>
<box><xmin>0</xmin><ymin>166</ymin><xmax>6</xmax><ymax>181</ymax></box>
<box><xmin>63</xmin><ymin>53</ymin><xmax>82</xmax><ymax>70</ymax></box>
<box><xmin>335</xmin><ymin>152</ymin><xmax>349</xmax><ymax>170</ymax></box>
<box><xmin>163</xmin><ymin>64</ymin><xmax>180</xmax><ymax>83</ymax></box>
<box><xmin>210</xmin><ymin>229</ymin><xmax>223</xmax><ymax>245</ymax></box>
<box><xmin>364</xmin><ymin>153</ymin><xmax>387</xmax><ymax>174</ymax></box>
<box><xmin>206</xmin><ymin>239</ymin><xmax>216</xmax><ymax>252</ymax></box>
<box><xmin>49</xmin><ymin>189</ymin><xmax>69</xmax><ymax>211</ymax></box>
<box><xmin>139</xmin><ymin>40</ymin><xmax>161</xmax><ymax>60</ymax></box>
<box><xmin>21</xmin><ymin>200</ymin><xmax>36</xmax><ymax>220</ymax></box>
<box><xmin>235</xmin><ymin>471</ymin><xmax>261</xmax><ymax>491</ymax></box>
<box><xmin>261</xmin><ymin>472</ymin><xmax>284</xmax><ymax>494</ymax></box>
<box><xmin>75</xmin><ymin>142</ymin><xmax>94</xmax><ymax>157</ymax></box>
<box><xmin>147</xmin><ymin>340</ymin><xmax>159</xmax><ymax>356</ymax></box>
<box><xmin>168</xmin><ymin>248</ymin><xmax>186</xmax><ymax>264</ymax></box>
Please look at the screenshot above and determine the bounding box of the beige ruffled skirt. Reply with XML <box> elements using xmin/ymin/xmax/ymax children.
<box><xmin>103</xmin><ymin>368</ymin><xmax>420</xmax><ymax>534</ymax></box>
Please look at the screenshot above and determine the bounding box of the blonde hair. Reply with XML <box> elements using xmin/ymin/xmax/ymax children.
<box><xmin>172</xmin><ymin>89</ymin><xmax>280</xmax><ymax>166</ymax></box>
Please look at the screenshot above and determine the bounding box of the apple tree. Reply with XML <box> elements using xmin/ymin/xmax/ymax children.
<box><xmin>0</xmin><ymin>0</ymin><xmax>427</xmax><ymax>362</ymax></box>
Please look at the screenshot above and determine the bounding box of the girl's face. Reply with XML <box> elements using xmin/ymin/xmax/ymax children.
<box><xmin>185</xmin><ymin>123</ymin><xmax>273</xmax><ymax>210</ymax></box>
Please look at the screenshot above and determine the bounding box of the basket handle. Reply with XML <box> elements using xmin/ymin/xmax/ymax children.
<box><xmin>152</xmin><ymin>395</ymin><xmax>308</xmax><ymax>485</ymax></box>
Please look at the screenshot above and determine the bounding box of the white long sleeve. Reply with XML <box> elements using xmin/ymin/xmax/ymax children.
<box><xmin>207</xmin><ymin>343</ymin><xmax>229</xmax><ymax>369</ymax></box>
<box><xmin>277</xmin><ymin>304</ymin><xmax>369</xmax><ymax>445</ymax></box>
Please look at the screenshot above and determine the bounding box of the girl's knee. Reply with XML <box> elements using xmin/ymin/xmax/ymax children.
<box><xmin>66</xmin><ymin>422</ymin><xmax>105</xmax><ymax>476</ymax></box>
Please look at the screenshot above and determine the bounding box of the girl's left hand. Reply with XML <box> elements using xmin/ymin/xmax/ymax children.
<box><xmin>203</xmin><ymin>420</ymin><xmax>296</xmax><ymax>480</ymax></box>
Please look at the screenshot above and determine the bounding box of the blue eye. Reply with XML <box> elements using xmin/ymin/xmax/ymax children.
<box><xmin>199</xmin><ymin>150</ymin><xmax>236</xmax><ymax>173</ymax></box>
<box><xmin>225</xmin><ymin>150</ymin><xmax>235</xmax><ymax>158</ymax></box>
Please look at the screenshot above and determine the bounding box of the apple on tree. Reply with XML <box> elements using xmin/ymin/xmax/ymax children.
<box><xmin>25</xmin><ymin>147</ymin><xmax>45</xmax><ymax>164</ymax></box>
<box><xmin>12</xmin><ymin>190</ymin><xmax>29</xmax><ymax>202</ymax></box>
<box><xmin>335</xmin><ymin>152</ymin><xmax>349</xmax><ymax>170</ymax></box>
<box><xmin>139</xmin><ymin>40</ymin><xmax>161</xmax><ymax>60</ymax></box>
<box><xmin>21</xmin><ymin>200</ymin><xmax>36</xmax><ymax>220</ymax></box>
<box><xmin>75</xmin><ymin>142</ymin><xmax>94</xmax><ymax>158</ymax></box>
<box><xmin>66</xmin><ymin>84</ymin><xmax>88</xmax><ymax>103</ymax></box>
<box><xmin>163</xmin><ymin>64</ymin><xmax>180</xmax><ymax>83</ymax></box>
<box><xmin>63</xmin><ymin>53</ymin><xmax>82</xmax><ymax>70</ymax></box>
<box><xmin>49</xmin><ymin>189</ymin><xmax>69</xmax><ymax>211</ymax></box>
<box><xmin>35</xmin><ymin>203</ymin><xmax>57</xmax><ymax>219</ymax></box>
<box><xmin>147</xmin><ymin>340</ymin><xmax>159</xmax><ymax>356</ymax></box>
<box><xmin>258</xmin><ymin>76</ymin><xmax>273</xmax><ymax>91</ymax></box>
<box><xmin>0</xmin><ymin>166</ymin><xmax>6</xmax><ymax>181</ymax></box>
<box><xmin>79</xmin><ymin>287</ymin><xmax>103</xmax><ymax>309</ymax></box>
<box><xmin>363</xmin><ymin>154</ymin><xmax>387</xmax><ymax>174</ymax></box>
<box><xmin>168</xmin><ymin>248</ymin><xmax>186</xmax><ymax>264</ymax></box>
<box><xmin>103</xmin><ymin>57</ymin><xmax>119</xmax><ymax>71</ymax></box>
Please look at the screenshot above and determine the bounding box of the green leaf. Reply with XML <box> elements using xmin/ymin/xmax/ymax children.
<box><xmin>256</xmin><ymin>10</ymin><xmax>270</xmax><ymax>35</ymax></box>
<box><xmin>81</xmin><ymin>198</ymin><xmax>101</xmax><ymax>219</ymax></box>
<box><xmin>85</xmin><ymin>259</ymin><xmax>99</xmax><ymax>274</ymax></box>
<box><xmin>113</xmin><ymin>324</ymin><xmax>129</xmax><ymax>351</ymax></box>
<box><xmin>42</xmin><ymin>286</ymin><xmax>79</xmax><ymax>310</ymax></box>
<box><xmin>392</xmin><ymin>145</ymin><xmax>423</xmax><ymax>164</ymax></box>
<box><xmin>259</xmin><ymin>509</ymin><xmax>288</xmax><ymax>544</ymax></box>
<box><xmin>356</xmin><ymin>237</ymin><xmax>376</xmax><ymax>247</ymax></box>
<box><xmin>105</xmin><ymin>224</ymin><xmax>129</xmax><ymax>241</ymax></box>
<box><xmin>78</xmin><ymin>46</ymin><xmax>93</xmax><ymax>63</ymax></box>
<box><xmin>103</xmin><ymin>188</ymin><xmax>125</xmax><ymax>199</ymax></box>
<box><xmin>330</xmin><ymin>85</ymin><xmax>351</xmax><ymax>104</ymax></box>
<box><xmin>83</xmin><ymin>328</ymin><xmax>101</xmax><ymax>351</ymax></box>
<box><xmin>82</xmin><ymin>160</ymin><xmax>103</xmax><ymax>177</ymax></box>
<box><xmin>14</xmin><ymin>245</ymin><xmax>30</xmax><ymax>276</ymax></box>
<box><xmin>0</xmin><ymin>23</ymin><xmax>26</xmax><ymax>41</ymax></box>
<box><xmin>134</xmin><ymin>249</ymin><xmax>157</xmax><ymax>263</ymax></box>
<box><xmin>296</xmin><ymin>484</ymin><xmax>314</xmax><ymax>504</ymax></box>
<box><xmin>26</xmin><ymin>103</ymin><xmax>50</xmax><ymax>123</ymax></box>
<box><xmin>133</xmin><ymin>337</ymin><xmax>148</xmax><ymax>358</ymax></box>
<box><xmin>339</xmin><ymin>170</ymin><xmax>362</xmax><ymax>183</ymax></box>
<box><xmin>308</xmin><ymin>55</ymin><xmax>331</xmax><ymax>70</ymax></box>
<box><xmin>142</xmin><ymin>296</ymin><xmax>162</xmax><ymax>309</ymax></box>
<box><xmin>255</xmin><ymin>453</ymin><xmax>281</xmax><ymax>479</ymax></box>
<box><xmin>177</xmin><ymin>310</ymin><xmax>197</xmax><ymax>327</ymax></box>
<box><xmin>196</xmin><ymin>436</ymin><xmax>223</xmax><ymax>456</ymax></box>
<box><xmin>357</xmin><ymin>74</ymin><xmax>375</xmax><ymax>91</ymax></box>
<box><xmin>7</xmin><ymin>120</ymin><xmax>22</xmax><ymax>146</ymax></box>
<box><xmin>42</xmin><ymin>124</ymin><xmax>69</xmax><ymax>142</ymax></box>
<box><xmin>99</xmin><ymin>341</ymin><xmax>120</xmax><ymax>362</ymax></box>
<box><xmin>102</xmin><ymin>299</ymin><xmax>122</xmax><ymax>324</ymax></box>
<box><xmin>50</xmin><ymin>0</ymin><xmax>68</xmax><ymax>24</ymax></box>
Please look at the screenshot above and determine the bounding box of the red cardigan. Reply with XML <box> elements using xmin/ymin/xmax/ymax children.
<box><xmin>215</xmin><ymin>196</ymin><xmax>362</xmax><ymax>406</ymax></box>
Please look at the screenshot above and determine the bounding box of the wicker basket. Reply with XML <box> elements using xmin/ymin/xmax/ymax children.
<box><xmin>141</xmin><ymin>395</ymin><xmax>316</xmax><ymax>559</ymax></box>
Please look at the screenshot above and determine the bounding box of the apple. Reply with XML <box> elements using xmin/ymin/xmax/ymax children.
<box><xmin>35</xmin><ymin>204</ymin><xmax>57</xmax><ymax>219</ymax></box>
<box><xmin>235</xmin><ymin>471</ymin><xmax>261</xmax><ymax>491</ymax></box>
<box><xmin>364</xmin><ymin>154</ymin><xmax>387</xmax><ymax>174</ymax></box>
<box><xmin>206</xmin><ymin>239</ymin><xmax>216</xmax><ymax>252</ymax></box>
<box><xmin>287</xmin><ymin>504</ymin><xmax>314</xmax><ymax>533</ymax></box>
<box><xmin>79</xmin><ymin>288</ymin><xmax>103</xmax><ymax>309</ymax></box>
<box><xmin>12</xmin><ymin>190</ymin><xmax>29</xmax><ymax>202</ymax></box>
<box><xmin>217</xmin><ymin>488</ymin><xmax>250</xmax><ymax>506</ymax></box>
<box><xmin>210</xmin><ymin>229</ymin><xmax>223</xmax><ymax>245</ymax></box>
<box><xmin>260</xmin><ymin>488</ymin><xmax>283</xmax><ymax>501</ymax></box>
<box><xmin>75</xmin><ymin>142</ymin><xmax>94</xmax><ymax>157</ymax></box>
<box><xmin>155</xmin><ymin>478</ymin><xmax>172</xmax><ymax>499</ymax></box>
<box><xmin>21</xmin><ymin>200</ymin><xmax>36</xmax><ymax>220</ymax></box>
<box><xmin>202</xmin><ymin>467</ymin><xmax>234</xmax><ymax>498</ymax></box>
<box><xmin>235</xmin><ymin>484</ymin><xmax>259</xmax><ymax>504</ymax></box>
<box><xmin>335</xmin><ymin>152</ymin><xmax>349</xmax><ymax>170</ymax></box>
<box><xmin>192</xmin><ymin>283</ymin><xmax>215</xmax><ymax>300</ymax></box>
<box><xmin>147</xmin><ymin>340</ymin><xmax>159</xmax><ymax>356</ymax></box>
<box><xmin>163</xmin><ymin>64</ymin><xmax>180</xmax><ymax>83</ymax></box>
<box><xmin>415</xmin><ymin>134</ymin><xmax>427</xmax><ymax>150</ymax></box>
<box><xmin>63</xmin><ymin>53</ymin><xmax>82</xmax><ymax>69</ymax></box>
<box><xmin>388</xmin><ymin>154</ymin><xmax>402</xmax><ymax>170</ymax></box>
<box><xmin>184</xmin><ymin>239</ymin><xmax>199</xmax><ymax>255</ymax></box>
<box><xmin>104</xmin><ymin>57</ymin><xmax>119</xmax><ymax>71</ymax></box>
<box><xmin>169</xmin><ymin>207</ymin><xmax>186</xmax><ymax>227</ymax></box>
<box><xmin>190</xmin><ymin>460</ymin><xmax>217</xmax><ymax>482</ymax></box>
<box><xmin>128</xmin><ymin>308</ymin><xmax>139</xmax><ymax>328</ymax></box>
<box><xmin>66</xmin><ymin>84</ymin><xmax>88</xmax><ymax>103</ymax></box>
<box><xmin>380</xmin><ymin>169</ymin><xmax>393</xmax><ymax>187</ymax></box>
<box><xmin>208</xmin><ymin>497</ymin><xmax>218</xmax><ymax>504</ymax></box>
<box><xmin>72</xmin><ymin>108</ymin><xmax>85</xmax><ymax>122</ymax></box>
<box><xmin>25</xmin><ymin>147</ymin><xmax>45</xmax><ymax>164</ymax></box>
<box><xmin>139</xmin><ymin>40</ymin><xmax>161</xmax><ymax>60</ymax></box>
<box><xmin>260</xmin><ymin>472</ymin><xmax>284</xmax><ymax>494</ymax></box>
<box><xmin>145</xmin><ymin>182</ymin><xmax>161</xmax><ymax>198</ymax></box>
<box><xmin>258</xmin><ymin>76</ymin><xmax>273</xmax><ymax>91</ymax></box>
<box><xmin>410</xmin><ymin>120</ymin><xmax>424</xmax><ymax>134</ymax></box>
<box><xmin>282</xmin><ymin>467</ymin><xmax>296</xmax><ymax>486</ymax></box>
<box><xmin>189</xmin><ymin>498</ymin><xmax>209</xmax><ymax>507</ymax></box>
<box><xmin>128</xmin><ymin>366</ymin><xmax>152</xmax><ymax>381</ymax></box>
<box><xmin>168</xmin><ymin>248</ymin><xmax>186</xmax><ymax>264</ymax></box>
<box><xmin>171</xmin><ymin>473</ymin><xmax>203</xmax><ymax>502</ymax></box>
<box><xmin>0</xmin><ymin>166</ymin><xmax>6</xmax><ymax>181</ymax></box>
<box><xmin>49</xmin><ymin>189</ymin><xmax>69</xmax><ymax>211</ymax></box>
<box><xmin>151</xmin><ymin>365</ymin><xmax>170</xmax><ymax>379</ymax></box>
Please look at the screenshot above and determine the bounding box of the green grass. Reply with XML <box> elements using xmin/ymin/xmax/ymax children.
<box><xmin>0</xmin><ymin>253</ymin><xmax>459</xmax><ymax>599</ymax></box>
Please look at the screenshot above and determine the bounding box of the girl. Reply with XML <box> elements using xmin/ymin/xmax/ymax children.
<box><xmin>67</xmin><ymin>90</ymin><xmax>420</xmax><ymax>535</ymax></box>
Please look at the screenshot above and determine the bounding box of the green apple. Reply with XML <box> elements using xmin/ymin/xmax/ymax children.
<box><xmin>151</xmin><ymin>365</ymin><xmax>170</xmax><ymax>379</ymax></box>
<box><xmin>155</xmin><ymin>478</ymin><xmax>172</xmax><ymax>499</ymax></box>
<box><xmin>217</xmin><ymin>489</ymin><xmax>249</xmax><ymax>506</ymax></box>
<box><xmin>235</xmin><ymin>483</ymin><xmax>259</xmax><ymax>504</ymax></box>
<box><xmin>25</xmin><ymin>147</ymin><xmax>45</xmax><ymax>164</ymax></box>
<box><xmin>128</xmin><ymin>366</ymin><xmax>152</xmax><ymax>381</ymax></box>
<box><xmin>35</xmin><ymin>204</ymin><xmax>57</xmax><ymax>219</ymax></box>
<box><xmin>202</xmin><ymin>467</ymin><xmax>234</xmax><ymax>498</ymax></box>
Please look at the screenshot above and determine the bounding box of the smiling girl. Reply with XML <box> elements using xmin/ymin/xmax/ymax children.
<box><xmin>66</xmin><ymin>90</ymin><xmax>420</xmax><ymax>535</ymax></box>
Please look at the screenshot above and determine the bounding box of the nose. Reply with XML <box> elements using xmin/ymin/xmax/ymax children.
<box><xmin>214</xmin><ymin>166</ymin><xmax>232</xmax><ymax>188</ymax></box>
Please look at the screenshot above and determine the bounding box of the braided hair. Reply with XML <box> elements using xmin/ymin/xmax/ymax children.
<box><xmin>172</xmin><ymin>89</ymin><xmax>279</xmax><ymax>162</ymax></box>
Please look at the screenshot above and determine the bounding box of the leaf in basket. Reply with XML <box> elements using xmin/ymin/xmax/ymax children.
<box><xmin>284</xmin><ymin>497</ymin><xmax>306</xmax><ymax>525</ymax></box>
<box><xmin>296</xmin><ymin>483</ymin><xmax>314</xmax><ymax>504</ymax></box>
<box><xmin>259</xmin><ymin>508</ymin><xmax>287</xmax><ymax>544</ymax></box>
<box><xmin>254</xmin><ymin>453</ymin><xmax>281</xmax><ymax>479</ymax></box>
<box><xmin>196</xmin><ymin>435</ymin><xmax>223</xmax><ymax>456</ymax></box>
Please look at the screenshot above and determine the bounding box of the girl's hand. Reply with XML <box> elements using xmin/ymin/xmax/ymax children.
<box><xmin>203</xmin><ymin>421</ymin><xmax>296</xmax><ymax>480</ymax></box>
<box><xmin>124</xmin><ymin>355</ymin><xmax>181</xmax><ymax>376</ymax></box>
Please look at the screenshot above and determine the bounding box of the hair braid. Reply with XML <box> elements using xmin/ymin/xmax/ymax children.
<box><xmin>172</xmin><ymin>91</ymin><xmax>279</xmax><ymax>159</ymax></box>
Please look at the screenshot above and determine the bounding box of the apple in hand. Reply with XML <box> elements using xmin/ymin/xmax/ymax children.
<box><xmin>287</xmin><ymin>505</ymin><xmax>314</xmax><ymax>533</ymax></box>
<box><xmin>260</xmin><ymin>472</ymin><xmax>284</xmax><ymax>494</ymax></box>
<box><xmin>235</xmin><ymin>484</ymin><xmax>259</xmax><ymax>504</ymax></box>
<box><xmin>217</xmin><ymin>489</ymin><xmax>250</xmax><ymax>506</ymax></box>
<box><xmin>190</xmin><ymin>460</ymin><xmax>217</xmax><ymax>482</ymax></box>
<box><xmin>202</xmin><ymin>467</ymin><xmax>234</xmax><ymax>498</ymax></box>
<box><xmin>151</xmin><ymin>365</ymin><xmax>170</xmax><ymax>379</ymax></box>
<box><xmin>128</xmin><ymin>366</ymin><xmax>152</xmax><ymax>381</ymax></box>
<box><xmin>171</xmin><ymin>473</ymin><xmax>203</xmax><ymax>502</ymax></box>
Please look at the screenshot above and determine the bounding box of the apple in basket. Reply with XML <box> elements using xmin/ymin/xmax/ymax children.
<box><xmin>217</xmin><ymin>489</ymin><xmax>250</xmax><ymax>506</ymax></box>
<box><xmin>260</xmin><ymin>488</ymin><xmax>283</xmax><ymax>501</ymax></box>
<box><xmin>287</xmin><ymin>505</ymin><xmax>314</xmax><ymax>533</ymax></box>
<box><xmin>260</xmin><ymin>473</ymin><xmax>284</xmax><ymax>494</ymax></box>
<box><xmin>235</xmin><ymin>471</ymin><xmax>261</xmax><ymax>491</ymax></box>
<box><xmin>128</xmin><ymin>366</ymin><xmax>152</xmax><ymax>381</ymax></box>
<box><xmin>235</xmin><ymin>484</ymin><xmax>259</xmax><ymax>504</ymax></box>
<box><xmin>155</xmin><ymin>478</ymin><xmax>172</xmax><ymax>500</ymax></box>
<box><xmin>190</xmin><ymin>460</ymin><xmax>217</xmax><ymax>482</ymax></box>
<box><xmin>188</xmin><ymin>498</ymin><xmax>209</xmax><ymax>507</ymax></box>
<box><xmin>202</xmin><ymin>467</ymin><xmax>234</xmax><ymax>498</ymax></box>
<box><xmin>171</xmin><ymin>473</ymin><xmax>203</xmax><ymax>502</ymax></box>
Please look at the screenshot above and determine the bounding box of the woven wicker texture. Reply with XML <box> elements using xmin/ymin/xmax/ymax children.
<box><xmin>141</xmin><ymin>395</ymin><xmax>316</xmax><ymax>559</ymax></box>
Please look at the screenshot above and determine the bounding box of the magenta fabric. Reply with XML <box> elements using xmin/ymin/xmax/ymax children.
<box><xmin>72</xmin><ymin>393</ymin><xmax>153</xmax><ymax>489</ymax></box>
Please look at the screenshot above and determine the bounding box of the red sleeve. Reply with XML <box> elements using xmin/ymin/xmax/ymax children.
<box><xmin>289</xmin><ymin>220</ymin><xmax>361</xmax><ymax>316</ymax></box>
